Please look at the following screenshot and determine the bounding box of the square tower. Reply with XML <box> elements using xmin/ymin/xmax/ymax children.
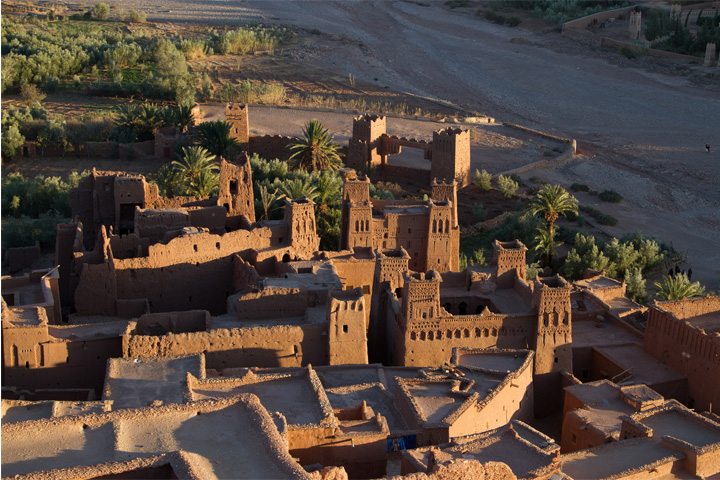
<box><xmin>491</xmin><ymin>240</ymin><xmax>527</xmax><ymax>289</ymax></box>
<box><xmin>217</xmin><ymin>156</ymin><xmax>255</xmax><ymax>223</ymax></box>
<box><xmin>347</xmin><ymin>114</ymin><xmax>386</xmax><ymax>171</ymax></box>
<box><xmin>431</xmin><ymin>128</ymin><xmax>470</xmax><ymax>187</ymax></box>
<box><xmin>225</xmin><ymin>103</ymin><xmax>250</xmax><ymax>151</ymax></box>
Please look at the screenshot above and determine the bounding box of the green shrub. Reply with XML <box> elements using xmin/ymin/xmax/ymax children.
<box><xmin>472</xmin><ymin>202</ymin><xmax>487</xmax><ymax>222</ymax></box>
<box><xmin>474</xmin><ymin>169</ymin><xmax>492</xmax><ymax>191</ymax></box>
<box><xmin>579</xmin><ymin>205</ymin><xmax>618</xmax><ymax>226</ymax></box>
<box><xmin>599</xmin><ymin>189</ymin><xmax>623</xmax><ymax>203</ymax></box>
<box><xmin>570</xmin><ymin>183</ymin><xmax>590</xmax><ymax>192</ymax></box>
<box><xmin>1</xmin><ymin>212</ymin><xmax>70</xmax><ymax>248</ymax></box>
<box><xmin>624</xmin><ymin>268</ymin><xmax>646</xmax><ymax>303</ymax></box>
<box><xmin>508</xmin><ymin>16</ymin><xmax>521</xmax><ymax>27</ymax></box>
<box><xmin>1</xmin><ymin>124</ymin><xmax>25</xmax><ymax>159</ymax></box>
<box><xmin>94</xmin><ymin>3</ymin><xmax>110</xmax><ymax>20</ymax></box>
<box><xmin>497</xmin><ymin>174</ymin><xmax>519</xmax><ymax>198</ymax></box>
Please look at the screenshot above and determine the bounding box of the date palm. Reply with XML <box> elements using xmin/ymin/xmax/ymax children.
<box><xmin>654</xmin><ymin>274</ymin><xmax>705</xmax><ymax>301</ymax></box>
<box><xmin>188</xmin><ymin>169</ymin><xmax>218</xmax><ymax>197</ymax></box>
<box><xmin>278</xmin><ymin>177</ymin><xmax>318</xmax><ymax>202</ymax></box>
<box><xmin>533</xmin><ymin>227</ymin><xmax>562</xmax><ymax>269</ymax></box>
<box><xmin>528</xmin><ymin>184</ymin><xmax>578</xmax><ymax>235</ymax></box>
<box><xmin>171</xmin><ymin>146</ymin><xmax>218</xmax><ymax>188</ymax></box>
<box><xmin>288</xmin><ymin>120</ymin><xmax>342</xmax><ymax>172</ymax></box>
<box><xmin>254</xmin><ymin>184</ymin><xmax>283</xmax><ymax>221</ymax></box>
<box><xmin>196</xmin><ymin>120</ymin><xmax>240</xmax><ymax>159</ymax></box>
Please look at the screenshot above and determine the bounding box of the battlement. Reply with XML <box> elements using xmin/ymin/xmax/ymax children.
<box><xmin>376</xmin><ymin>247</ymin><xmax>411</xmax><ymax>260</ymax></box>
<box><xmin>536</xmin><ymin>276</ymin><xmax>570</xmax><ymax>290</ymax></box>
<box><xmin>434</xmin><ymin>127</ymin><xmax>468</xmax><ymax>138</ymax></box>
<box><xmin>225</xmin><ymin>103</ymin><xmax>249</xmax><ymax>113</ymax></box>
<box><xmin>405</xmin><ymin>270</ymin><xmax>443</xmax><ymax>284</ymax></box>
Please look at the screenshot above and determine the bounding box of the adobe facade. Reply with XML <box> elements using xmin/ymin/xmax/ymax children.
<box><xmin>340</xmin><ymin>170</ymin><xmax>460</xmax><ymax>273</ymax></box>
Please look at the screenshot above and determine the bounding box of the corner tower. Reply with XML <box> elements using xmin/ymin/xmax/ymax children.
<box><xmin>431</xmin><ymin>128</ymin><xmax>470</xmax><ymax>187</ymax></box>
<box><xmin>225</xmin><ymin>103</ymin><xmax>250</xmax><ymax>151</ymax></box>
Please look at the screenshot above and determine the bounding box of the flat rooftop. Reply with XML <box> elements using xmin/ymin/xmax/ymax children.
<box><xmin>404</xmin><ymin>380</ymin><xmax>468</xmax><ymax>424</ymax></box>
<box><xmin>190</xmin><ymin>373</ymin><xmax>327</xmax><ymax>426</ymax></box>
<box><xmin>574</xmin><ymin>276</ymin><xmax>622</xmax><ymax>290</ymax></box>
<box><xmin>561</xmin><ymin>438</ymin><xmax>683</xmax><ymax>480</ymax></box>
<box><xmin>48</xmin><ymin>321</ymin><xmax>129</xmax><ymax>340</ymax></box>
<box><xmin>687</xmin><ymin>312</ymin><xmax>720</xmax><ymax>333</ymax></box>
<box><xmin>1</xmin><ymin>396</ymin><xmax>310</xmax><ymax>479</ymax></box>
<box><xmin>572</xmin><ymin>320</ymin><xmax>642</xmax><ymax>349</ymax></box>
<box><xmin>2</xmin><ymin>400</ymin><xmax>111</xmax><ymax>424</ymax></box>
<box><xmin>455</xmin><ymin>351</ymin><xmax>528</xmax><ymax>373</ymax></box>
<box><xmin>593</xmin><ymin>344</ymin><xmax>686</xmax><ymax>387</ymax></box>
<box><xmin>439</xmin><ymin>287</ymin><xmax>532</xmax><ymax>315</ymax></box>
<box><xmin>642</xmin><ymin>409</ymin><xmax>720</xmax><ymax>448</ymax></box>
<box><xmin>104</xmin><ymin>355</ymin><xmax>203</xmax><ymax>410</ymax></box>
<box><xmin>325</xmin><ymin>383</ymin><xmax>408</xmax><ymax>431</ymax></box>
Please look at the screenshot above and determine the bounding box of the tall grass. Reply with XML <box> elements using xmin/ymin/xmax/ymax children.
<box><xmin>180</xmin><ymin>39</ymin><xmax>211</xmax><ymax>60</ymax></box>
<box><xmin>218</xmin><ymin>80</ymin><xmax>286</xmax><ymax>104</ymax></box>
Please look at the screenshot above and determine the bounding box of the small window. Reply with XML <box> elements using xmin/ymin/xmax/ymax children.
<box><xmin>343</xmin><ymin>325</ymin><xmax>348</xmax><ymax>333</ymax></box>
<box><xmin>408</xmin><ymin>228</ymin><xmax>412</xmax><ymax>234</ymax></box>
<box><xmin>193</xmin><ymin>245</ymin><xmax>198</xmax><ymax>252</ymax></box>
<box><xmin>362</xmin><ymin>285</ymin><xmax>370</xmax><ymax>295</ymax></box>
<box><xmin>572</xmin><ymin>433</ymin><xmax>577</xmax><ymax>443</ymax></box>
<box><xmin>229</xmin><ymin>180</ymin><xmax>238</xmax><ymax>194</ymax></box>
<box><xmin>345</xmin><ymin>285</ymin><xmax>354</xmax><ymax>290</ymax></box>
<box><xmin>216</xmin><ymin>242</ymin><xmax>221</xmax><ymax>249</ymax></box>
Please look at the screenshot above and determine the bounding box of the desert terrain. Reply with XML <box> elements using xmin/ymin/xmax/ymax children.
<box><xmin>17</xmin><ymin>0</ymin><xmax>720</xmax><ymax>287</ymax></box>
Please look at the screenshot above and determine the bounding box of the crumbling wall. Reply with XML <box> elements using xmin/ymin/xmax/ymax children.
<box><xmin>55</xmin><ymin>222</ymin><xmax>83</xmax><ymax>309</ymax></box>
<box><xmin>232</xmin><ymin>288</ymin><xmax>308</xmax><ymax>320</ymax></box>
<box><xmin>327</xmin><ymin>289</ymin><xmax>368</xmax><ymax>365</ymax></box>
<box><xmin>124</xmin><ymin>323</ymin><xmax>328</xmax><ymax>369</ymax></box>
<box><xmin>3</xmin><ymin>243</ymin><xmax>41</xmax><ymax>274</ymax></box>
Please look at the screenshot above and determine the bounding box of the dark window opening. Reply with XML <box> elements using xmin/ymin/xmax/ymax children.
<box><xmin>229</xmin><ymin>180</ymin><xmax>238</xmax><ymax>194</ymax></box>
<box><xmin>343</xmin><ymin>325</ymin><xmax>348</xmax><ymax>333</ymax></box>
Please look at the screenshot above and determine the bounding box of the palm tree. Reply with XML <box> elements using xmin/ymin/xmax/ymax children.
<box><xmin>278</xmin><ymin>177</ymin><xmax>318</xmax><ymax>202</ymax></box>
<box><xmin>173</xmin><ymin>105</ymin><xmax>195</xmax><ymax>133</ymax></box>
<box><xmin>152</xmin><ymin>163</ymin><xmax>183</xmax><ymax>198</ymax></box>
<box><xmin>528</xmin><ymin>184</ymin><xmax>578</xmax><ymax>235</ymax></box>
<box><xmin>654</xmin><ymin>274</ymin><xmax>705</xmax><ymax>300</ymax></box>
<box><xmin>188</xmin><ymin>169</ymin><xmax>218</xmax><ymax>197</ymax></box>
<box><xmin>314</xmin><ymin>173</ymin><xmax>342</xmax><ymax>214</ymax></box>
<box><xmin>136</xmin><ymin>103</ymin><xmax>162</xmax><ymax>141</ymax></box>
<box><xmin>196</xmin><ymin>120</ymin><xmax>240</xmax><ymax>159</ymax></box>
<box><xmin>288</xmin><ymin>119</ymin><xmax>342</xmax><ymax>172</ymax></box>
<box><xmin>254</xmin><ymin>185</ymin><xmax>283</xmax><ymax>220</ymax></box>
<box><xmin>533</xmin><ymin>227</ymin><xmax>562</xmax><ymax>269</ymax></box>
<box><xmin>171</xmin><ymin>146</ymin><xmax>218</xmax><ymax>189</ymax></box>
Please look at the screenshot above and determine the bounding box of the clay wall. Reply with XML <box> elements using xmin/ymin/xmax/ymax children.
<box><xmin>225</xmin><ymin>103</ymin><xmax>250</xmax><ymax>150</ymax></box>
<box><xmin>3</xmin><ymin>244</ymin><xmax>41</xmax><ymax>274</ymax></box>
<box><xmin>232</xmin><ymin>289</ymin><xmax>308</xmax><ymax>320</ymax></box>
<box><xmin>135</xmin><ymin>310</ymin><xmax>210</xmax><ymax>335</ymax></box>
<box><xmin>55</xmin><ymin>223</ymin><xmax>83</xmax><ymax>309</ymax></box>
<box><xmin>449</xmin><ymin>355</ymin><xmax>534</xmax><ymax>438</ymax></box>
<box><xmin>145</xmin><ymin>196</ymin><xmax>215</xmax><ymax>210</ymax></box>
<box><xmin>249</xmin><ymin>135</ymin><xmax>293</xmax><ymax>161</ymax></box>
<box><xmin>644</xmin><ymin>300</ymin><xmax>720</xmax><ymax>412</ymax></box>
<box><xmin>217</xmin><ymin>158</ymin><xmax>255</xmax><ymax>223</ymax></box>
<box><xmin>154</xmin><ymin>127</ymin><xmax>181</xmax><ymax>159</ymax></box>
<box><xmin>135</xmin><ymin>209</ymin><xmax>190</xmax><ymax>242</ymax></box>
<box><xmin>84</xmin><ymin>141</ymin><xmax>118</xmax><ymax>158</ymax></box>
<box><xmin>327</xmin><ymin>289</ymin><xmax>368</xmax><ymax>365</ymax></box>
<box><xmin>188</xmin><ymin>206</ymin><xmax>227</xmax><ymax>230</ymax></box>
<box><xmin>400</xmin><ymin>314</ymin><xmax>536</xmax><ymax>366</ymax></box>
<box><xmin>327</xmin><ymin>252</ymin><xmax>376</xmax><ymax>327</ymax></box>
<box><xmin>109</xmin><ymin>233</ymin><xmax>152</xmax><ymax>260</ymax></box>
<box><xmin>3</xmin><ymin>323</ymin><xmax>122</xmax><ymax>395</ymax></box>
<box><xmin>232</xmin><ymin>254</ymin><xmax>262</xmax><ymax>291</ymax></box>
<box><xmin>562</xmin><ymin>6</ymin><xmax>635</xmax><ymax>31</ymax></box>
<box><xmin>118</xmin><ymin>140</ymin><xmax>155</xmax><ymax>160</ymax></box>
<box><xmin>124</xmin><ymin>323</ymin><xmax>328</xmax><ymax>370</ymax></box>
<box><xmin>116</xmin><ymin>298</ymin><xmax>149</xmax><ymax>318</ymax></box>
<box><xmin>74</xmin><ymin>256</ymin><xmax>118</xmax><ymax>316</ymax></box>
<box><xmin>3</xmin><ymin>271</ymin><xmax>61</xmax><ymax>324</ymax></box>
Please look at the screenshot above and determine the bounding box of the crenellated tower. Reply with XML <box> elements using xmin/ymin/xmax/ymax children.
<box><xmin>491</xmin><ymin>240</ymin><xmax>527</xmax><ymax>288</ymax></box>
<box><xmin>284</xmin><ymin>197</ymin><xmax>320</xmax><ymax>258</ymax></box>
<box><xmin>431</xmin><ymin>128</ymin><xmax>470</xmax><ymax>187</ymax></box>
<box><xmin>327</xmin><ymin>288</ymin><xmax>368</xmax><ymax>365</ymax></box>
<box><xmin>225</xmin><ymin>103</ymin><xmax>250</xmax><ymax>151</ymax></box>
<box><xmin>532</xmin><ymin>275</ymin><xmax>572</xmax><ymax>417</ymax></box>
<box><xmin>341</xmin><ymin>172</ymin><xmax>373</xmax><ymax>250</ymax></box>
<box><xmin>402</xmin><ymin>270</ymin><xmax>442</xmax><ymax>324</ymax></box>
<box><xmin>347</xmin><ymin>114</ymin><xmax>386</xmax><ymax>171</ymax></box>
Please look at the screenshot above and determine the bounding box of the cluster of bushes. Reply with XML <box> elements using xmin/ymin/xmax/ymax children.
<box><xmin>579</xmin><ymin>205</ymin><xmax>618</xmax><ymax>226</ymax></box>
<box><xmin>1</xmin><ymin>16</ymin><xmax>288</xmax><ymax>105</ymax></box>
<box><xmin>500</xmin><ymin>0</ymin><xmax>629</xmax><ymax>24</ymax></box>
<box><xmin>1</xmin><ymin>172</ymin><xmax>89</xmax><ymax>248</ymax></box>
<box><xmin>481</xmin><ymin>11</ymin><xmax>521</xmax><ymax>27</ymax></box>
<box><xmin>473</xmin><ymin>169</ymin><xmax>520</xmax><ymax>198</ymax></box>
<box><xmin>563</xmin><ymin>232</ymin><xmax>668</xmax><ymax>302</ymax></box>
<box><xmin>599</xmin><ymin>189</ymin><xmax>623</xmax><ymax>203</ymax></box>
<box><xmin>217</xmin><ymin>80</ymin><xmax>286</xmax><ymax>105</ymax></box>
<box><xmin>649</xmin><ymin>11</ymin><xmax>720</xmax><ymax>57</ymax></box>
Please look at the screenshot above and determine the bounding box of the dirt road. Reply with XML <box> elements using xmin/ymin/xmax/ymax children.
<box><xmin>72</xmin><ymin>0</ymin><xmax>720</xmax><ymax>286</ymax></box>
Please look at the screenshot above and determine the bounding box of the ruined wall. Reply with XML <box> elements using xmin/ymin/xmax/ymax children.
<box><xmin>135</xmin><ymin>310</ymin><xmax>210</xmax><ymax>335</ymax></box>
<box><xmin>124</xmin><ymin>323</ymin><xmax>328</xmax><ymax>369</ymax></box>
<box><xmin>644</xmin><ymin>298</ymin><xmax>720</xmax><ymax>412</ymax></box>
<box><xmin>3</xmin><ymin>244</ymin><xmax>41</xmax><ymax>274</ymax></box>
<box><xmin>328</xmin><ymin>253</ymin><xmax>376</xmax><ymax>327</ymax></box>
<box><xmin>135</xmin><ymin>209</ymin><xmax>190</xmax><ymax>243</ymax></box>
<box><xmin>217</xmin><ymin>158</ymin><xmax>255</xmax><ymax>223</ymax></box>
<box><xmin>56</xmin><ymin>222</ymin><xmax>83</xmax><ymax>308</ymax></box>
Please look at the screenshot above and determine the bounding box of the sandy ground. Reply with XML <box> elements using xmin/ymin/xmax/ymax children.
<box><xmin>54</xmin><ymin>1</ymin><xmax>720</xmax><ymax>286</ymax></box>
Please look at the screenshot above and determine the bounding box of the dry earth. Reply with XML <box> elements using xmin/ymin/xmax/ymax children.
<box><xmin>45</xmin><ymin>1</ymin><xmax>720</xmax><ymax>287</ymax></box>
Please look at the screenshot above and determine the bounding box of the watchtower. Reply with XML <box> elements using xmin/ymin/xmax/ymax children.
<box><xmin>431</xmin><ymin>178</ymin><xmax>458</xmax><ymax>227</ymax></box>
<box><xmin>628</xmin><ymin>11</ymin><xmax>642</xmax><ymax>41</ymax></box>
<box><xmin>341</xmin><ymin>173</ymin><xmax>372</xmax><ymax>250</ymax></box>
<box><xmin>491</xmin><ymin>240</ymin><xmax>527</xmax><ymax>289</ymax></box>
<box><xmin>225</xmin><ymin>103</ymin><xmax>250</xmax><ymax>151</ymax></box>
<box><xmin>402</xmin><ymin>271</ymin><xmax>442</xmax><ymax>324</ymax></box>
<box><xmin>347</xmin><ymin>114</ymin><xmax>386</xmax><ymax>171</ymax></box>
<box><xmin>327</xmin><ymin>288</ymin><xmax>368</xmax><ymax>365</ymax></box>
<box><xmin>431</xmin><ymin>128</ymin><xmax>470</xmax><ymax>187</ymax></box>
<box><xmin>284</xmin><ymin>197</ymin><xmax>320</xmax><ymax>257</ymax></box>
<box><xmin>532</xmin><ymin>275</ymin><xmax>572</xmax><ymax>417</ymax></box>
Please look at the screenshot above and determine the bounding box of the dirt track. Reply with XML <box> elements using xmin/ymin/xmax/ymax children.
<box><xmin>71</xmin><ymin>1</ymin><xmax>720</xmax><ymax>286</ymax></box>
